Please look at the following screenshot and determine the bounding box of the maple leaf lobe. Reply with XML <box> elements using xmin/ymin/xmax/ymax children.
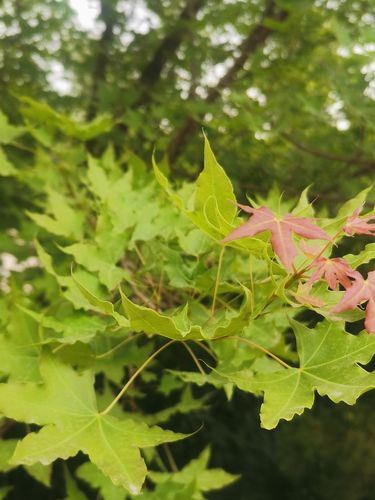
<box><xmin>223</xmin><ymin>204</ymin><xmax>330</xmax><ymax>272</ymax></box>
<box><xmin>307</xmin><ymin>257</ymin><xmax>359</xmax><ymax>290</ymax></box>
<box><xmin>344</xmin><ymin>207</ymin><xmax>375</xmax><ymax>236</ymax></box>
<box><xmin>332</xmin><ymin>271</ymin><xmax>375</xmax><ymax>333</ymax></box>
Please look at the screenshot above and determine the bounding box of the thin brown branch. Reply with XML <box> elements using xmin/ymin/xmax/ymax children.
<box><xmin>86</xmin><ymin>0</ymin><xmax>118</xmax><ymax>121</ymax></box>
<box><xmin>281</xmin><ymin>132</ymin><xmax>375</xmax><ymax>169</ymax></box>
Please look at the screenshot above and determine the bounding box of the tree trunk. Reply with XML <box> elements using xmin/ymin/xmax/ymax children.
<box><xmin>137</xmin><ymin>0</ymin><xmax>205</xmax><ymax>104</ymax></box>
<box><xmin>86</xmin><ymin>0</ymin><xmax>118</xmax><ymax>121</ymax></box>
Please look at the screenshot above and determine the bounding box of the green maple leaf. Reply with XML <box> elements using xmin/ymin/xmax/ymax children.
<box><xmin>149</xmin><ymin>447</ymin><xmax>239</xmax><ymax>497</ymax></box>
<box><xmin>120</xmin><ymin>286</ymin><xmax>252</xmax><ymax>341</ymax></box>
<box><xmin>87</xmin><ymin>155</ymin><xmax>110</xmax><ymax>201</ymax></box>
<box><xmin>120</xmin><ymin>288</ymin><xmax>202</xmax><ymax>340</ymax></box>
<box><xmin>78</xmin><ymin>447</ymin><xmax>238</xmax><ymax>500</ymax></box>
<box><xmin>77</xmin><ymin>461</ymin><xmax>125</xmax><ymax>500</ymax></box>
<box><xmin>33</xmin><ymin>244</ymin><xmax>128</xmax><ymax>328</ymax></box>
<box><xmin>153</xmin><ymin>136</ymin><xmax>238</xmax><ymax>241</ymax></box>
<box><xmin>153</xmin><ymin>140</ymin><xmax>267</xmax><ymax>253</ymax></box>
<box><xmin>0</xmin><ymin>487</ymin><xmax>12</xmax><ymax>500</ymax></box>
<box><xmin>0</xmin><ymin>335</ymin><xmax>40</xmax><ymax>382</ymax></box>
<box><xmin>19</xmin><ymin>96</ymin><xmax>113</xmax><ymax>140</ymax></box>
<box><xmin>0</xmin><ymin>356</ymin><xmax>184</xmax><ymax>494</ymax></box>
<box><xmin>0</xmin><ymin>111</ymin><xmax>25</xmax><ymax>144</ymax></box>
<box><xmin>18</xmin><ymin>305</ymin><xmax>106</xmax><ymax>345</ymax></box>
<box><xmin>78</xmin><ymin>462</ymin><xmax>198</xmax><ymax>500</ymax></box>
<box><xmin>0</xmin><ymin>147</ymin><xmax>17</xmax><ymax>176</ymax></box>
<box><xmin>142</xmin><ymin>386</ymin><xmax>208</xmax><ymax>425</ymax></box>
<box><xmin>0</xmin><ymin>439</ymin><xmax>17</xmax><ymax>472</ymax></box>
<box><xmin>59</xmin><ymin>242</ymin><xmax>129</xmax><ymax>290</ymax></box>
<box><xmin>27</xmin><ymin>189</ymin><xmax>83</xmax><ymax>240</ymax></box>
<box><xmin>345</xmin><ymin>243</ymin><xmax>375</xmax><ymax>269</ymax></box>
<box><xmin>0</xmin><ymin>307</ymin><xmax>41</xmax><ymax>381</ymax></box>
<box><xmin>194</xmin><ymin>135</ymin><xmax>237</xmax><ymax>225</ymax></box>
<box><xmin>224</xmin><ymin>320</ymin><xmax>375</xmax><ymax>429</ymax></box>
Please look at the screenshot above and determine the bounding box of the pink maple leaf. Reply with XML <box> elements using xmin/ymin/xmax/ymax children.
<box><xmin>222</xmin><ymin>204</ymin><xmax>330</xmax><ymax>272</ymax></box>
<box><xmin>343</xmin><ymin>207</ymin><xmax>375</xmax><ymax>236</ymax></box>
<box><xmin>307</xmin><ymin>257</ymin><xmax>360</xmax><ymax>290</ymax></box>
<box><xmin>332</xmin><ymin>271</ymin><xmax>375</xmax><ymax>333</ymax></box>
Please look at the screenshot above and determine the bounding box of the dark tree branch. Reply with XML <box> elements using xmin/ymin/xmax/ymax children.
<box><xmin>117</xmin><ymin>0</ymin><xmax>205</xmax><ymax>137</ymax></box>
<box><xmin>281</xmin><ymin>132</ymin><xmax>375</xmax><ymax>170</ymax></box>
<box><xmin>86</xmin><ymin>0</ymin><xmax>118</xmax><ymax>121</ymax></box>
<box><xmin>206</xmin><ymin>1</ymin><xmax>285</xmax><ymax>102</ymax></box>
<box><xmin>139</xmin><ymin>0</ymin><xmax>205</xmax><ymax>92</ymax></box>
<box><xmin>167</xmin><ymin>0</ymin><xmax>288</xmax><ymax>165</ymax></box>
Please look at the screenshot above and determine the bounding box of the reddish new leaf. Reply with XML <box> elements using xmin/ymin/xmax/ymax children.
<box><xmin>307</xmin><ymin>257</ymin><xmax>360</xmax><ymax>290</ymax></box>
<box><xmin>223</xmin><ymin>205</ymin><xmax>330</xmax><ymax>272</ymax></box>
<box><xmin>343</xmin><ymin>207</ymin><xmax>375</xmax><ymax>236</ymax></box>
<box><xmin>292</xmin><ymin>283</ymin><xmax>325</xmax><ymax>308</ymax></box>
<box><xmin>332</xmin><ymin>271</ymin><xmax>375</xmax><ymax>333</ymax></box>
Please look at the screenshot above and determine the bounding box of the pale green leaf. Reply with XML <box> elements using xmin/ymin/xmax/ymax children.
<box><xmin>152</xmin><ymin>155</ymin><xmax>184</xmax><ymax>211</ymax></box>
<box><xmin>0</xmin><ymin>111</ymin><xmax>25</xmax><ymax>144</ymax></box>
<box><xmin>0</xmin><ymin>336</ymin><xmax>40</xmax><ymax>382</ymax></box>
<box><xmin>195</xmin><ymin>136</ymin><xmax>236</xmax><ymax>224</ymax></box>
<box><xmin>28</xmin><ymin>190</ymin><xmax>83</xmax><ymax>239</ymax></box>
<box><xmin>87</xmin><ymin>155</ymin><xmax>110</xmax><ymax>201</ymax></box>
<box><xmin>25</xmin><ymin>463</ymin><xmax>52</xmax><ymax>488</ymax></box>
<box><xmin>0</xmin><ymin>487</ymin><xmax>12</xmax><ymax>500</ymax></box>
<box><xmin>76</xmin><ymin>462</ymin><xmax>125</xmax><ymax>500</ymax></box>
<box><xmin>168</xmin><ymin>369</ymin><xmax>230</xmax><ymax>391</ymax></box>
<box><xmin>0</xmin><ymin>439</ymin><xmax>17</xmax><ymax>472</ymax></box>
<box><xmin>60</xmin><ymin>242</ymin><xmax>128</xmax><ymax>289</ymax></box>
<box><xmin>149</xmin><ymin>447</ymin><xmax>238</xmax><ymax>493</ymax></box>
<box><xmin>0</xmin><ymin>357</ymin><xmax>184</xmax><ymax>494</ymax></box>
<box><xmin>345</xmin><ymin>243</ymin><xmax>375</xmax><ymax>268</ymax></box>
<box><xmin>323</xmin><ymin>187</ymin><xmax>373</xmax><ymax>232</ymax></box>
<box><xmin>177</xmin><ymin>228</ymin><xmax>211</xmax><ymax>256</ymax></box>
<box><xmin>0</xmin><ymin>308</ymin><xmax>41</xmax><ymax>381</ymax></box>
<box><xmin>120</xmin><ymin>288</ymin><xmax>203</xmax><ymax>340</ymax></box>
<box><xmin>18</xmin><ymin>306</ymin><xmax>105</xmax><ymax>344</ymax></box>
<box><xmin>72</xmin><ymin>273</ymin><xmax>129</xmax><ymax>327</ymax></box>
<box><xmin>64</xmin><ymin>465</ymin><xmax>87</xmax><ymax>500</ymax></box>
<box><xmin>35</xmin><ymin>242</ymin><xmax>120</xmax><ymax>315</ymax></box>
<box><xmin>142</xmin><ymin>387</ymin><xmax>208</xmax><ymax>425</ymax></box>
<box><xmin>19</xmin><ymin>96</ymin><xmax>113</xmax><ymax>140</ymax></box>
<box><xmin>292</xmin><ymin>186</ymin><xmax>314</xmax><ymax>217</ymax></box>
<box><xmin>203</xmin><ymin>287</ymin><xmax>253</xmax><ymax>340</ymax></box>
<box><xmin>336</xmin><ymin>186</ymin><xmax>373</xmax><ymax>218</ymax></box>
<box><xmin>0</xmin><ymin>147</ymin><xmax>17</xmax><ymax>176</ymax></box>
<box><xmin>120</xmin><ymin>286</ymin><xmax>252</xmax><ymax>341</ymax></box>
<box><xmin>34</xmin><ymin>239</ymin><xmax>55</xmax><ymax>275</ymax></box>
<box><xmin>223</xmin><ymin>320</ymin><xmax>375</xmax><ymax>429</ymax></box>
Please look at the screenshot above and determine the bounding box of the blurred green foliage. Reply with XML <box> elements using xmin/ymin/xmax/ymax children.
<box><xmin>0</xmin><ymin>0</ymin><xmax>374</xmax><ymax>498</ymax></box>
<box><xmin>1</xmin><ymin>0</ymin><xmax>374</xmax><ymax>203</ymax></box>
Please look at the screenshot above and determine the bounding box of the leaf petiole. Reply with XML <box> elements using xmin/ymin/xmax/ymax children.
<box><xmin>211</xmin><ymin>246</ymin><xmax>225</xmax><ymax>317</ymax></box>
<box><xmin>181</xmin><ymin>342</ymin><xmax>205</xmax><ymax>375</ymax></box>
<box><xmin>215</xmin><ymin>335</ymin><xmax>292</xmax><ymax>369</ymax></box>
<box><xmin>100</xmin><ymin>340</ymin><xmax>175</xmax><ymax>416</ymax></box>
<box><xmin>95</xmin><ymin>334</ymin><xmax>141</xmax><ymax>359</ymax></box>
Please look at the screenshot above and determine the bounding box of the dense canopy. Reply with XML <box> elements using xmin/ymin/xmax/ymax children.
<box><xmin>1</xmin><ymin>0</ymin><xmax>374</xmax><ymax>201</ymax></box>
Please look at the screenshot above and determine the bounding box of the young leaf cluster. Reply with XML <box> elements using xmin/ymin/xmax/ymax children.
<box><xmin>0</xmin><ymin>105</ymin><xmax>374</xmax><ymax>497</ymax></box>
